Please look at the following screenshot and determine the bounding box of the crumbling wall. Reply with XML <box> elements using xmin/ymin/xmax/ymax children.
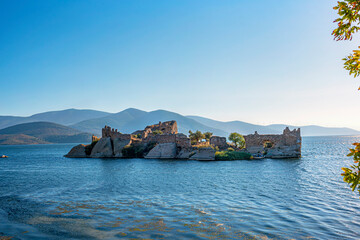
<box><xmin>143</xmin><ymin>121</ymin><xmax>178</xmax><ymax>136</ymax></box>
<box><xmin>142</xmin><ymin>133</ymin><xmax>191</xmax><ymax>149</ymax></box>
<box><xmin>244</xmin><ymin>127</ymin><xmax>301</xmax><ymax>158</ymax></box>
<box><xmin>210</xmin><ymin>136</ymin><xmax>228</xmax><ymax>149</ymax></box>
<box><xmin>102</xmin><ymin>126</ymin><xmax>132</xmax><ymax>141</ymax></box>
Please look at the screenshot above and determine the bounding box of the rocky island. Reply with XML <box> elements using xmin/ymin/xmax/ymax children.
<box><xmin>65</xmin><ymin>120</ymin><xmax>301</xmax><ymax>160</ymax></box>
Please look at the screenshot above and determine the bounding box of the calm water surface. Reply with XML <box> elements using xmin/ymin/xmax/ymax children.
<box><xmin>0</xmin><ymin>136</ymin><xmax>360</xmax><ymax>239</ymax></box>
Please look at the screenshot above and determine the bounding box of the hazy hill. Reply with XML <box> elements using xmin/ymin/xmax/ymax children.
<box><xmin>1</xmin><ymin>108</ymin><xmax>360</xmax><ymax>138</ymax></box>
<box><xmin>0</xmin><ymin>122</ymin><xmax>92</xmax><ymax>145</ymax></box>
<box><xmin>0</xmin><ymin>134</ymin><xmax>49</xmax><ymax>145</ymax></box>
<box><xmin>120</xmin><ymin>109</ymin><xmax>227</xmax><ymax>136</ymax></box>
<box><xmin>71</xmin><ymin>108</ymin><xmax>148</xmax><ymax>134</ymax></box>
<box><xmin>187</xmin><ymin>115</ymin><xmax>278</xmax><ymax>135</ymax></box>
<box><xmin>267</xmin><ymin>124</ymin><xmax>360</xmax><ymax>136</ymax></box>
<box><xmin>187</xmin><ymin>116</ymin><xmax>360</xmax><ymax>137</ymax></box>
<box><xmin>71</xmin><ymin>108</ymin><xmax>227</xmax><ymax>136</ymax></box>
<box><xmin>0</xmin><ymin>109</ymin><xmax>110</xmax><ymax>129</ymax></box>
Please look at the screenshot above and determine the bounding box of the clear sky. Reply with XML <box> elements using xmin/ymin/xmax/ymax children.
<box><xmin>1</xmin><ymin>0</ymin><xmax>359</xmax><ymax>129</ymax></box>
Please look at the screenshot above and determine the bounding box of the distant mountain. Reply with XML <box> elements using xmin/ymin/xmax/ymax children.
<box><xmin>267</xmin><ymin>124</ymin><xmax>360</xmax><ymax>136</ymax></box>
<box><xmin>187</xmin><ymin>115</ymin><xmax>278</xmax><ymax>135</ymax></box>
<box><xmin>0</xmin><ymin>122</ymin><xmax>92</xmax><ymax>145</ymax></box>
<box><xmin>187</xmin><ymin>116</ymin><xmax>360</xmax><ymax>137</ymax></box>
<box><xmin>0</xmin><ymin>134</ymin><xmax>49</xmax><ymax>145</ymax></box>
<box><xmin>0</xmin><ymin>109</ymin><xmax>110</xmax><ymax>129</ymax></box>
<box><xmin>71</xmin><ymin>108</ymin><xmax>227</xmax><ymax>136</ymax></box>
<box><xmin>1</xmin><ymin>108</ymin><xmax>359</xmax><ymax>139</ymax></box>
<box><xmin>71</xmin><ymin>108</ymin><xmax>148</xmax><ymax>134</ymax></box>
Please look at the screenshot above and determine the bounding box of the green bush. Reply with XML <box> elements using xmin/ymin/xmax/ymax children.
<box><xmin>152</xmin><ymin>130</ymin><xmax>163</xmax><ymax>135</ymax></box>
<box><xmin>215</xmin><ymin>150</ymin><xmax>252</xmax><ymax>160</ymax></box>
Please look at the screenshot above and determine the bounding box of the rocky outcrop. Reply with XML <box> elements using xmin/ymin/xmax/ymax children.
<box><xmin>176</xmin><ymin>148</ymin><xmax>194</xmax><ymax>159</ymax></box>
<box><xmin>265</xmin><ymin>146</ymin><xmax>301</xmax><ymax>159</ymax></box>
<box><xmin>113</xmin><ymin>138</ymin><xmax>131</xmax><ymax>157</ymax></box>
<box><xmin>65</xmin><ymin>144</ymin><xmax>87</xmax><ymax>158</ymax></box>
<box><xmin>145</xmin><ymin>143</ymin><xmax>177</xmax><ymax>159</ymax></box>
<box><xmin>190</xmin><ymin>148</ymin><xmax>216</xmax><ymax>161</ymax></box>
<box><xmin>90</xmin><ymin>137</ymin><xmax>113</xmax><ymax>158</ymax></box>
<box><xmin>65</xmin><ymin>122</ymin><xmax>302</xmax><ymax>160</ymax></box>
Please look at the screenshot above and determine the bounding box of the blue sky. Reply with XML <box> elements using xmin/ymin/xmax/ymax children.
<box><xmin>1</xmin><ymin>0</ymin><xmax>360</xmax><ymax>129</ymax></box>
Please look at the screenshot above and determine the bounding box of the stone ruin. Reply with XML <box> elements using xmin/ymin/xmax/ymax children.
<box><xmin>132</xmin><ymin>121</ymin><xmax>178</xmax><ymax>139</ymax></box>
<box><xmin>210</xmin><ymin>136</ymin><xmax>228</xmax><ymax>150</ymax></box>
<box><xmin>66</xmin><ymin>121</ymin><xmax>302</xmax><ymax>160</ymax></box>
<box><xmin>244</xmin><ymin>127</ymin><xmax>301</xmax><ymax>158</ymax></box>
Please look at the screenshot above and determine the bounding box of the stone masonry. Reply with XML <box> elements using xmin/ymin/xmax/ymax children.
<box><xmin>244</xmin><ymin>127</ymin><xmax>301</xmax><ymax>158</ymax></box>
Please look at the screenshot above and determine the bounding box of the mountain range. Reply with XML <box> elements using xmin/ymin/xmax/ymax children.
<box><xmin>0</xmin><ymin>122</ymin><xmax>92</xmax><ymax>145</ymax></box>
<box><xmin>0</xmin><ymin>108</ymin><xmax>359</xmax><ymax>145</ymax></box>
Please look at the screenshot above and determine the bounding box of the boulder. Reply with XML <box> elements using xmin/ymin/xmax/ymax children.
<box><xmin>145</xmin><ymin>143</ymin><xmax>177</xmax><ymax>159</ymax></box>
<box><xmin>266</xmin><ymin>146</ymin><xmax>301</xmax><ymax>159</ymax></box>
<box><xmin>113</xmin><ymin>138</ymin><xmax>131</xmax><ymax>158</ymax></box>
<box><xmin>90</xmin><ymin>137</ymin><xmax>113</xmax><ymax>158</ymax></box>
<box><xmin>190</xmin><ymin>148</ymin><xmax>216</xmax><ymax>161</ymax></box>
<box><xmin>65</xmin><ymin>144</ymin><xmax>87</xmax><ymax>158</ymax></box>
<box><xmin>176</xmin><ymin>149</ymin><xmax>194</xmax><ymax>159</ymax></box>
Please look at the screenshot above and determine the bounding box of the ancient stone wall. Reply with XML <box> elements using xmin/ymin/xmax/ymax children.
<box><xmin>142</xmin><ymin>133</ymin><xmax>191</xmax><ymax>149</ymax></box>
<box><xmin>244</xmin><ymin>127</ymin><xmax>301</xmax><ymax>158</ymax></box>
<box><xmin>102</xmin><ymin>125</ymin><xmax>132</xmax><ymax>141</ymax></box>
<box><xmin>210</xmin><ymin>136</ymin><xmax>228</xmax><ymax>149</ymax></box>
<box><xmin>143</xmin><ymin>121</ymin><xmax>178</xmax><ymax>136</ymax></box>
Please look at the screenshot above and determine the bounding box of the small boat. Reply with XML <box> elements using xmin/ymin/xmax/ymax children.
<box><xmin>1</xmin><ymin>155</ymin><xmax>8</xmax><ymax>158</ymax></box>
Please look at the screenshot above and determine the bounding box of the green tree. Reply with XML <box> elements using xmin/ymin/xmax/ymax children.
<box><xmin>204</xmin><ymin>132</ymin><xmax>213</xmax><ymax>142</ymax></box>
<box><xmin>332</xmin><ymin>0</ymin><xmax>360</xmax><ymax>195</ymax></box>
<box><xmin>228</xmin><ymin>132</ymin><xmax>245</xmax><ymax>149</ymax></box>
<box><xmin>332</xmin><ymin>0</ymin><xmax>360</xmax><ymax>84</ymax></box>
<box><xmin>189</xmin><ymin>130</ymin><xmax>205</xmax><ymax>144</ymax></box>
<box><xmin>342</xmin><ymin>143</ymin><xmax>360</xmax><ymax>194</ymax></box>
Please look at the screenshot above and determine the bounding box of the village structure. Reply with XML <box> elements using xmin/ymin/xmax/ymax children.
<box><xmin>66</xmin><ymin>120</ymin><xmax>301</xmax><ymax>160</ymax></box>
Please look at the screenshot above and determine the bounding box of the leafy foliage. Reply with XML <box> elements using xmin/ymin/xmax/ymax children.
<box><xmin>188</xmin><ymin>130</ymin><xmax>205</xmax><ymax>144</ymax></box>
<box><xmin>342</xmin><ymin>143</ymin><xmax>360</xmax><ymax>194</ymax></box>
<box><xmin>332</xmin><ymin>0</ymin><xmax>360</xmax><ymax>83</ymax></box>
<box><xmin>152</xmin><ymin>130</ymin><xmax>163</xmax><ymax>135</ymax></box>
<box><xmin>228</xmin><ymin>132</ymin><xmax>245</xmax><ymax>149</ymax></box>
<box><xmin>204</xmin><ymin>132</ymin><xmax>213</xmax><ymax>142</ymax></box>
<box><xmin>215</xmin><ymin>151</ymin><xmax>251</xmax><ymax>160</ymax></box>
<box><xmin>333</xmin><ymin>1</ymin><xmax>360</xmax><ymax>196</ymax></box>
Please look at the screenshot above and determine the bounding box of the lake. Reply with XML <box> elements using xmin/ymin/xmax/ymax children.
<box><xmin>0</xmin><ymin>136</ymin><xmax>360</xmax><ymax>239</ymax></box>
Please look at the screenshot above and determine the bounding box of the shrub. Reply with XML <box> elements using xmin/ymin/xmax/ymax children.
<box><xmin>227</xmin><ymin>147</ymin><xmax>234</xmax><ymax>152</ymax></box>
<box><xmin>215</xmin><ymin>150</ymin><xmax>252</xmax><ymax>160</ymax></box>
<box><xmin>152</xmin><ymin>130</ymin><xmax>163</xmax><ymax>135</ymax></box>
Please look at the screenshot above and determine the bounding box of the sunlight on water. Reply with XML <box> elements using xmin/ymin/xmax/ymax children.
<box><xmin>0</xmin><ymin>137</ymin><xmax>360</xmax><ymax>239</ymax></box>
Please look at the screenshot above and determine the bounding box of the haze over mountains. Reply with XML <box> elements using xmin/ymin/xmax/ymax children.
<box><xmin>0</xmin><ymin>108</ymin><xmax>359</xmax><ymax>145</ymax></box>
